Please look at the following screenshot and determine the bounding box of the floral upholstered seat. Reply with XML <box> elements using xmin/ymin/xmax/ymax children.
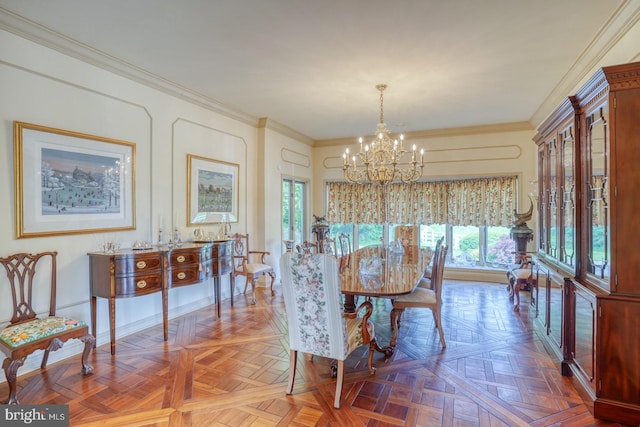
<box><xmin>280</xmin><ymin>252</ymin><xmax>376</xmax><ymax>408</ymax></box>
<box><xmin>0</xmin><ymin>317</ymin><xmax>86</xmax><ymax>348</ymax></box>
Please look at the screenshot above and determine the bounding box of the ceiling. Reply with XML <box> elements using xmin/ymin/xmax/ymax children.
<box><xmin>0</xmin><ymin>1</ymin><xmax>637</xmax><ymax>142</ymax></box>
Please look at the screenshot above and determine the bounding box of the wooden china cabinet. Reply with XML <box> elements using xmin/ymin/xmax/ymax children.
<box><xmin>533</xmin><ymin>61</ymin><xmax>640</xmax><ymax>425</ymax></box>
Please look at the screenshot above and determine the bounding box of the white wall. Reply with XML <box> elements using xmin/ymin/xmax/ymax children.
<box><xmin>0</xmin><ymin>28</ymin><xmax>271</xmax><ymax>380</ymax></box>
<box><xmin>261</xmin><ymin>125</ymin><xmax>314</xmax><ymax>279</ymax></box>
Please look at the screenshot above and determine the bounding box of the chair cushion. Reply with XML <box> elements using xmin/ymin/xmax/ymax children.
<box><xmin>393</xmin><ymin>287</ymin><xmax>437</xmax><ymax>309</ymax></box>
<box><xmin>237</xmin><ymin>263</ymin><xmax>272</xmax><ymax>275</ymax></box>
<box><xmin>345</xmin><ymin>317</ymin><xmax>374</xmax><ymax>353</ymax></box>
<box><xmin>510</xmin><ymin>268</ymin><xmax>531</xmax><ymax>280</ymax></box>
<box><xmin>417</xmin><ymin>277</ymin><xmax>432</xmax><ymax>289</ymax></box>
<box><xmin>0</xmin><ymin>316</ymin><xmax>86</xmax><ymax>348</ymax></box>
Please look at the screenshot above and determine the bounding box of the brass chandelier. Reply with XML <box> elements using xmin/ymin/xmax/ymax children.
<box><xmin>343</xmin><ymin>84</ymin><xmax>424</xmax><ymax>185</ymax></box>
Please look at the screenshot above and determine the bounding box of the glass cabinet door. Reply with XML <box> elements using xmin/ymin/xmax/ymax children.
<box><xmin>559</xmin><ymin>126</ymin><xmax>576</xmax><ymax>270</ymax></box>
<box><xmin>548</xmin><ymin>139</ymin><xmax>558</xmax><ymax>260</ymax></box>
<box><xmin>537</xmin><ymin>145</ymin><xmax>547</xmax><ymax>254</ymax></box>
<box><xmin>584</xmin><ymin>103</ymin><xmax>610</xmax><ymax>288</ymax></box>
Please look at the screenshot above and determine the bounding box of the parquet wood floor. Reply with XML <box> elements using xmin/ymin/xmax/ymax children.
<box><xmin>1</xmin><ymin>281</ymin><xmax>630</xmax><ymax>426</ymax></box>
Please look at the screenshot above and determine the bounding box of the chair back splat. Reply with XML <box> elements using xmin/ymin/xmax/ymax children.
<box><xmin>280</xmin><ymin>252</ymin><xmax>376</xmax><ymax>408</ymax></box>
<box><xmin>421</xmin><ymin>235</ymin><xmax>444</xmax><ymax>286</ymax></box>
<box><xmin>295</xmin><ymin>240</ymin><xmax>319</xmax><ymax>254</ymax></box>
<box><xmin>0</xmin><ymin>251</ymin><xmax>94</xmax><ymax>404</ymax></box>
<box><xmin>321</xmin><ymin>236</ymin><xmax>338</xmax><ymax>256</ymax></box>
<box><xmin>338</xmin><ymin>233</ymin><xmax>352</xmax><ymax>257</ymax></box>
<box><xmin>394</xmin><ymin>225</ymin><xmax>419</xmax><ymax>247</ymax></box>
<box><xmin>231</xmin><ymin>233</ymin><xmax>275</xmax><ymax>305</ymax></box>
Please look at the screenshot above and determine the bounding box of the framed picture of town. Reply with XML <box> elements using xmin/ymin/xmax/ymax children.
<box><xmin>187</xmin><ymin>154</ymin><xmax>238</xmax><ymax>225</ymax></box>
<box><xmin>14</xmin><ymin>121</ymin><xmax>136</xmax><ymax>238</ymax></box>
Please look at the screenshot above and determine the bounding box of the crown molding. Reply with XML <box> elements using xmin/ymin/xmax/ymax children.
<box><xmin>313</xmin><ymin>121</ymin><xmax>534</xmax><ymax>148</ymax></box>
<box><xmin>530</xmin><ymin>0</ymin><xmax>640</xmax><ymax>128</ymax></box>
<box><xmin>0</xmin><ymin>7</ymin><xmax>258</xmax><ymax>127</ymax></box>
<box><xmin>257</xmin><ymin>118</ymin><xmax>314</xmax><ymax>145</ymax></box>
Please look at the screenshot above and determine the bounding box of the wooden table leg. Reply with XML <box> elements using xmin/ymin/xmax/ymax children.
<box><xmin>344</xmin><ymin>295</ymin><xmax>356</xmax><ymax>313</ymax></box>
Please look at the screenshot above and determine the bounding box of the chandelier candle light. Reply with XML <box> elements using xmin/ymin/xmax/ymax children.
<box><xmin>343</xmin><ymin>84</ymin><xmax>424</xmax><ymax>185</ymax></box>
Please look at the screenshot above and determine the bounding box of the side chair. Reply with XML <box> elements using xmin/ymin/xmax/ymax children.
<box><xmin>420</xmin><ymin>235</ymin><xmax>445</xmax><ymax>288</ymax></box>
<box><xmin>390</xmin><ymin>244</ymin><xmax>448</xmax><ymax>349</ymax></box>
<box><xmin>338</xmin><ymin>233</ymin><xmax>352</xmax><ymax>256</ymax></box>
<box><xmin>394</xmin><ymin>225</ymin><xmax>419</xmax><ymax>247</ymax></box>
<box><xmin>231</xmin><ymin>233</ymin><xmax>275</xmax><ymax>305</ymax></box>
<box><xmin>280</xmin><ymin>252</ymin><xmax>377</xmax><ymax>408</ymax></box>
<box><xmin>507</xmin><ymin>253</ymin><xmax>536</xmax><ymax>312</ymax></box>
<box><xmin>321</xmin><ymin>236</ymin><xmax>338</xmax><ymax>256</ymax></box>
<box><xmin>295</xmin><ymin>240</ymin><xmax>319</xmax><ymax>254</ymax></box>
<box><xmin>0</xmin><ymin>251</ymin><xmax>94</xmax><ymax>404</ymax></box>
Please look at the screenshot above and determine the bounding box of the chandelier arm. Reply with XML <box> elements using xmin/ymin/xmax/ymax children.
<box><xmin>343</xmin><ymin>83</ymin><xmax>424</xmax><ymax>186</ymax></box>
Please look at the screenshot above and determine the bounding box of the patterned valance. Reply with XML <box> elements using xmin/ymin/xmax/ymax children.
<box><xmin>327</xmin><ymin>176</ymin><xmax>516</xmax><ymax>227</ymax></box>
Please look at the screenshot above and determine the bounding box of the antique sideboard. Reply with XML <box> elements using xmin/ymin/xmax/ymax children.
<box><xmin>88</xmin><ymin>240</ymin><xmax>233</xmax><ymax>355</ymax></box>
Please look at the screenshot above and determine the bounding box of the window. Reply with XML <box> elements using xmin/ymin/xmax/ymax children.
<box><xmin>451</xmin><ymin>225</ymin><xmax>480</xmax><ymax>266</ymax></box>
<box><xmin>420</xmin><ymin>224</ymin><xmax>445</xmax><ymax>249</ymax></box>
<box><xmin>486</xmin><ymin>226</ymin><xmax>515</xmax><ymax>266</ymax></box>
<box><xmin>282</xmin><ymin>178</ymin><xmax>306</xmax><ymax>245</ymax></box>
<box><xmin>329</xmin><ymin>223</ymin><xmax>353</xmax><ymax>239</ymax></box>
<box><xmin>357</xmin><ymin>224</ymin><xmax>383</xmax><ymax>248</ymax></box>
<box><xmin>325</xmin><ymin>176</ymin><xmax>518</xmax><ymax>269</ymax></box>
<box><xmin>328</xmin><ymin>222</ymin><xmax>515</xmax><ymax>269</ymax></box>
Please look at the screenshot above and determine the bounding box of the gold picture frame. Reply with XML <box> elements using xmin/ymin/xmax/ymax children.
<box><xmin>187</xmin><ymin>154</ymin><xmax>239</xmax><ymax>225</ymax></box>
<box><xmin>14</xmin><ymin>121</ymin><xmax>136</xmax><ymax>238</ymax></box>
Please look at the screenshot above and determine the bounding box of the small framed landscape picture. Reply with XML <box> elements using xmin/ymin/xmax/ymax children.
<box><xmin>14</xmin><ymin>121</ymin><xmax>136</xmax><ymax>238</ymax></box>
<box><xmin>187</xmin><ymin>154</ymin><xmax>238</xmax><ymax>225</ymax></box>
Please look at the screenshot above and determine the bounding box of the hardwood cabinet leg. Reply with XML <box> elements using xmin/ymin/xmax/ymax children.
<box><xmin>90</xmin><ymin>296</ymin><xmax>97</xmax><ymax>349</ymax></box>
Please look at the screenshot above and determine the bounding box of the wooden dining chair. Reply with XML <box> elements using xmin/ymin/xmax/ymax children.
<box><xmin>321</xmin><ymin>236</ymin><xmax>338</xmax><ymax>256</ymax></box>
<box><xmin>280</xmin><ymin>252</ymin><xmax>377</xmax><ymax>408</ymax></box>
<box><xmin>338</xmin><ymin>233</ymin><xmax>352</xmax><ymax>256</ymax></box>
<box><xmin>295</xmin><ymin>240</ymin><xmax>319</xmax><ymax>254</ymax></box>
<box><xmin>0</xmin><ymin>251</ymin><xmax>94</xmax><ymax>404</ymax></box>
<box><xmin>231</xmin><ymin>233</ymin><xmax>275</xmax><ymax>304</ymax></box>
<box><xmin>390</xmin><ymin>244</ymin><xmax>448</xmax><ymax>348</ymax></box>
<box><xmin>420</xmin><ymin>235</ymin><xmax>445</xmax><ymax>289</ymax></box>
<box><xmin>394</xmin><ymin>225</ymin><xmax>419</xmax><ymax>247</ymax></box>
<box><xmin>507</xmin><ymin>253</ymin><xmax>536</xmax><ymax>312</ymax></box>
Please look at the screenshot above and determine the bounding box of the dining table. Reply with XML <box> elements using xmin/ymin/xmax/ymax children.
<box><xmin>338</xmin><ymin>244</ymin><xmax>433</xmax><ymax>358</ymax></box>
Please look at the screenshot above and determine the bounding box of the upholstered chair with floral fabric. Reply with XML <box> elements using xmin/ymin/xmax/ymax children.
<box><xmin>295</xmin><ymin>240</ymin><xmax>319</xmax><ymax>254</ymax></box>
<box><xmin>280</xmin><ymin>252</ymin><xmax>376</xmax><ymax>408</ymax></box>
<box><xmin>0</xmin><ymin>251</ymin><xmax>94</xmax><ymax>404</ymax></box>
<box><xmin>394</xmin><ymin>225</ymin><xmax>419</xmax><ymax>247</ymax></box>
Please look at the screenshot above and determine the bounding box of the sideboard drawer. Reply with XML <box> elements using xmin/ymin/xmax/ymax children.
<box><xmin>115</xmin><ymin>274</ymin><xmax>163</xmax><ymax>297</ymax></box>
<box><xmin>169</xmin><ymin>250</ymin><xmax>201</xmax><ymax>266</ymax></box>
<box><xmin>217</xmin><ymin>256</ymin><xmax>233</xmax><ymax>275</ymax></box>
<box><xmin>170</xmin><ymin>266</ymin><xmax>202</xmax><ymax>287</ymax></box>
<box><xmin>213</xmin><ymin>241</ymin><xmax>233</xmax><ymax>275</ymax></box>
<box><xmin>202</xmin><ymin>259</ymin><xmax>214</xmax><ymax>278</ymax></box>
<box><xmin>114</xmin><ymin>254</ymin><xmax>162</xmax><ymax>276</ymax></box>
